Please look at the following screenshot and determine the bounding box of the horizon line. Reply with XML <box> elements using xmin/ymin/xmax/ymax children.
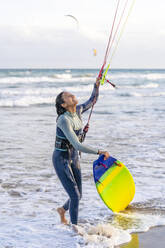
<box><xmin>0</xmin><ymin>67</ymin><xmax>165</xmax><ymax>70</ymax></box>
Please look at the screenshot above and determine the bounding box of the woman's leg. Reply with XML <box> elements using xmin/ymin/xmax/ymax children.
<box><xmin>53</xmin><ymin>151</ymin><xmax>80</xmax><ymax>225</ymax></box>
<box><xmin>70</xmin><ymin>155</ymin><xmax>82</xmax><ymax>200</ymax></box>
<box><xmin>62</xmin><ymin>155</ymin><xmax>82</xmax><ymax>211</ymax></box>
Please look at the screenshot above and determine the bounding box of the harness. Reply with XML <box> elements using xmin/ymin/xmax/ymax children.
<box><xmin>55</xmin><ymin>135</ymin><xmax>72</xmax><ymax>152</ymax></box>
<box><xmin>55</xmin><ymin>133</ymin><xmax>84</xmax><ymax>171</ymax></box>
<box><xmin>55</xmin><ymin>133</ymin><xmax>84</xmax><ymax>152</ymax></box>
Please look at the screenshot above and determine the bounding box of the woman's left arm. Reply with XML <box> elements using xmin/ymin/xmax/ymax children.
<box><xmin>77</xmin><ymin>78</ymin><xmax>100</xmax><ymax>115</ymax></box>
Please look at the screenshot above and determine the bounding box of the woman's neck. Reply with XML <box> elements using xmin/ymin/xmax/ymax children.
<box><xmin>66</xmin><ymin>105</ymin><xmax>76</xmax><ymax>113</ymax></box>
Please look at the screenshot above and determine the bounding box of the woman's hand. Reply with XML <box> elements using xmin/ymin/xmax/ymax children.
<box><xmin>98</xmin><ymin>150</ymin><xmax>110</xmax><ymax>160</ymax></box>
<box><xmin>95</xmin><ymin>77</ymin><xmax>101</xmax><ymax>87</ymax></box>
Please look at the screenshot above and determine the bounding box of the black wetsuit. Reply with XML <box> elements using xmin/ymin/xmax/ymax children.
<box><xmin>52</xmin><ymin>83</ymin><xmax>99</xmax><ymax>224</ymax></box>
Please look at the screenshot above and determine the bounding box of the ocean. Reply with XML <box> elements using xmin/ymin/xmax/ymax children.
<box><xmin>0</xmin><ymin>68</ymin><xmax>165</xmax><ymax>247</ymax></box>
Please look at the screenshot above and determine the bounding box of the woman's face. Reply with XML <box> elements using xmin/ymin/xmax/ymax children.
<box><xmin>61</xmin><ymin>92</ymin><xmax>78</xmax><ymax>108</ymax></box>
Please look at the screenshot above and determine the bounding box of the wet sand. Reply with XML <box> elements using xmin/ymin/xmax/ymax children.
<box><xmin>119</xmin><ymin>226</ymin><xmax>165</xmax><ymax>248</ymax></box>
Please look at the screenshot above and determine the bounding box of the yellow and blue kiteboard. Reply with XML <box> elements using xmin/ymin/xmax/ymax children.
<box><xmin>93</xmin><ymin>155</ymin><xmax>135</xmax><ymax>212</ymax></box>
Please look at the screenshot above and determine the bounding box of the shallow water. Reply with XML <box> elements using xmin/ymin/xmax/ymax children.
<box><xmin>0</xmin><ymin>68</ymin><xmax>165</xmax><ymax>247</ymax></box>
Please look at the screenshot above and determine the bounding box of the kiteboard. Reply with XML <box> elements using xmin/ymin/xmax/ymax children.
<box><xmin>93</xmin><ymin>155</ymin><xmax>135</xmax><ymax>212</ymax></box>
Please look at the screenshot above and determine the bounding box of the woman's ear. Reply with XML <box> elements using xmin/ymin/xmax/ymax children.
<box><xmin>61</xmin><ymin>102</ymin><xmax>67</xmax><ymax>108</ymax></box>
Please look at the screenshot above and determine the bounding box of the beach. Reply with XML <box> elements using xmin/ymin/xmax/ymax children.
<box><xmin>120</xmin><ymin>226</ymin><xmax>165</xmax><ymax>248</ymax></box>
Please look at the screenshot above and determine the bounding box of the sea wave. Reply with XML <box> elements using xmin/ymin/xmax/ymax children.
<box><xmin>117</xmin><ymin>91</ymin><xmax>165</xmax><ymax>97</ymax></box>
<box><xmin>0</xmin><ymin>85</ymin><xmax>94</xmax><ymax>96</ymax></box>
<box><xmin>0</xmin><ymin>85</ymin><xmax>96</xmax><ymax>107</ymax></box>
<box><xmin>1</xmin><ymin>88</ymin><xmax>164</xmax><ymax>107</ymax></box>
<box><xmin>52</xmin><ymin>73</ymin><xmax>72</xmax><ymax>79</ymax></box>
<box><xmin>144</xmin><ymin>73</ymin><xmax>165</xmax><ymax>80</ymax></box>
<box><xmin>0</xmin><ymin>96</ymin><xmax>54</xmax><ymax>107</ymax></box>
<box><xmin>107</xmin><ymin>72</ymin><xmax>165</xmax><ymax>81</ymax></box>
<box><xmin>139</xmin><ymin>83</ymin><xmax>159</xmax><ymax>88</ymax></box>
<box><xmin>0</xmin><ymin>76</ymin><xmax>57</xmax><ymax>84</ymax></box>
<box><xmin>117</xmin><ymin>92</ymin><xmax>142</xmax><ymax>97</ymax></box>
<box><xmin>119</xmin><ymin>83</ymin><xmax>159</xmax><ymax>89</ymax></box>
<box><xmin>0</xmin><ymin>76</ymin><xmax>96</xmax><ymax>84</ymax></box>
<box><xmin>0</xmin><ymin>71</ymin><xmax>164</xmax><ymax>86</ymax></box>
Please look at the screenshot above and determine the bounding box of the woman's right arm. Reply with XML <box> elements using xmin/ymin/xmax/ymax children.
<box><xmin>58</xmin><ymin>116</ymin><xmax>110</xmax><ymax>159</ymax></box>
<box><xmin>58</xmin><ymin>117</ymin><xmax>98</xmax><ymax>154</ymax></box>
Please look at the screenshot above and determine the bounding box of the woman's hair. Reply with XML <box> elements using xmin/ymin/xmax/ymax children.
<box><xmin>55</xmin><ymin>91</ymin><xmax>66</xmax><ymax>118</ymax></box>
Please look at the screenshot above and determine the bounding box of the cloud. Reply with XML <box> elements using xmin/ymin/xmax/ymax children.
<box><xmin>0</xmin><ymin>2</ymin><xmax>164</xmax><ymax>70</ymax></box>
<box><xmin>0</xmin><ymin>24</ymin><xmax>104</xmax><ymax>68</ymax></box>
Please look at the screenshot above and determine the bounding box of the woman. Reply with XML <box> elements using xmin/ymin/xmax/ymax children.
<box><xmin>52</xmin><ymin>78</ymin><xmax>110</xmax><ymax>225</ymax></box>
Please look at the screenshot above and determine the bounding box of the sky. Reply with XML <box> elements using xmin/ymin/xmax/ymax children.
<box><xmin>0</xmin><ymin>0</ymin><xmax>165</xmax><ymax>68</ymax></box>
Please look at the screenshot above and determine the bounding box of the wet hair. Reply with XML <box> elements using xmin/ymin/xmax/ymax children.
<box><xmin>55</xmin><ymin>91</ymin><xmax>66</xmax><ymax>119</ymax></box>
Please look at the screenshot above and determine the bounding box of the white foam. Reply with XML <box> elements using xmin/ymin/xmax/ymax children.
<box><xmin>0</xmin><ymin>75</ymin><xmax>96</xmax><ymax>84</ymax></box>
<box><xmin>139</xmin><ymin>83</ymin><xmax>159</xmax><ymax>88</ymax></box>
<box><xmin>0</xmin><ymin>76</ymin><xmax>56</xmax><ymax>84</ymax></box>
<box><xmin>0</xmin><ymin>88</ymin><xmax>61</xmax><ymax>96</ymax></box>
<box><xmin>106</xmin><ymin>72</ymin><xmax>165</xmax><ymax>81</ymax></box>
<box><xmin>130</xmin><ymin>92</ymin><xmax>143</xmax><ymax>97</ymax></box>
<box><xmin>0</xmin><ymin>84</ymin><xmax>93</xmax><ymax>103</ymax></box>
<box><xmin>114</xmin><ymin>211</ymin><xmax>165</xmax><ymax>233</ymax></box>
<box><xmin>0</xmin><ymin>84</ymin><xmax>97</xmax><ymax>107</ymax></box>
<box><xmin>52</xmin><ymin>73</ymin><xmax>72</xmax><ymax>79</ymax></box>
<box><xmin>118</xmin><ymin>91</ymin><xmax>165</xmax><ymax>97</ymax></box>
<box><xmin>145</xmin><ymin>73</ymin><xmax>165</xmax><ymax>80</ymax></box>
<box><xmin>75</xmin><ymin>223</ymin><xmax>131</xmax><ymax>248</ymax></box>
<box><xmin>72</xmin><ymin>210</ymin><xmax>165</xmax><ymax>247</ymax></box>
<box><xmin>0</xmin><ymin>96</ymin><xmax>54</xmax><ymax>107</ymax></box>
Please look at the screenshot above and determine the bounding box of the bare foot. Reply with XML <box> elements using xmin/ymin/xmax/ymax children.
<box><xmin>72</xmin><ymin>224</ymin><xmax>84</xmax><ymax>236</ymax></box>
<box><xmin>57</xmin><ymin>207</ymin><xmax>68</xmax><ymax>225</ymax></box>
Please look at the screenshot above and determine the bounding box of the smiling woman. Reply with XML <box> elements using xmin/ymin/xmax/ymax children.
<box><xmin>52</xmin><ymin>79</ymin><xmax>110</xmax><ymax>226</ymax></box>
